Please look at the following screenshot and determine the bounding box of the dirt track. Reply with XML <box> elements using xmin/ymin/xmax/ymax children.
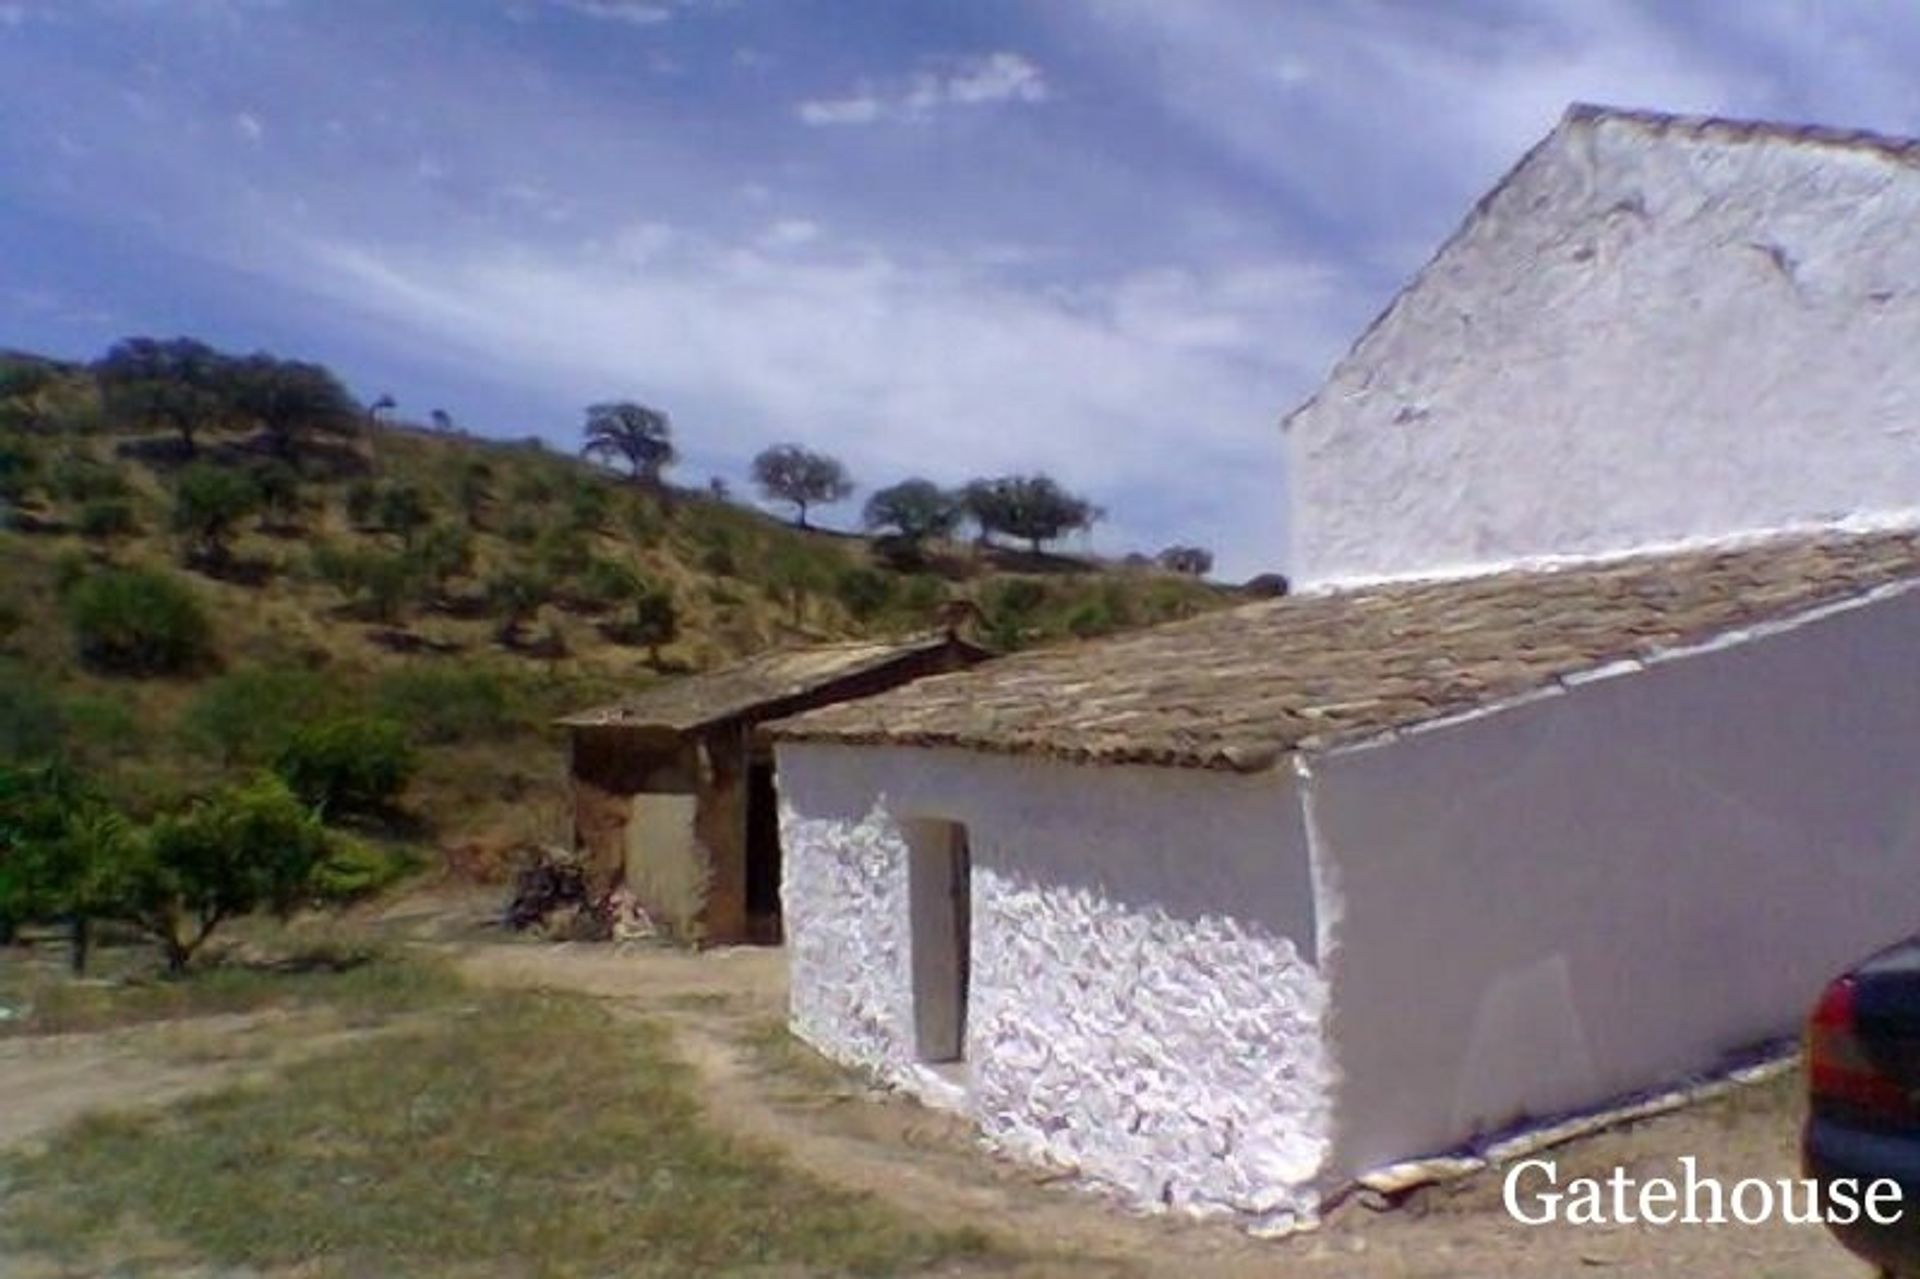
<box><xmin>451</xmin><ymin>939</ymin><xmax>1871</xmax><ymax>1279</ymax></box>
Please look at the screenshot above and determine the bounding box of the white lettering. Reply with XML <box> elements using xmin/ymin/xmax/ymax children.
<box><xmin>1868</xmin><ymin>1180</ymin><xmax>1904</xmax><ymax>1226</ymax></box>
<box><xmin>1504</xmin><ymin>1159</ymin><xmax>1560</xmax><ymax>1226</ymax></box>
<box><xmin>1496</xmin><ymin>1157</ymin><xmax>1901</xmax><ymax>1228</ymax></box>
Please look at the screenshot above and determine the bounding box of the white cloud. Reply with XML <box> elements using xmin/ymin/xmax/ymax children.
<box><xmin>551</xmin><ymin>0</ymin><xmax>672</xmax><ymax>25</ymax></box>
<box><xmin>798</xmin><ymin>51</ymin><xmax>1050</xmax><ymax>127</ymax></box>
<box><xmin>234</xmin><ymin>110</ymin><xmax>263</xmax><ymax>142</ymax></box>
<box><xmin>281</xmin><ymin>225</ymin><xmax>1336</xmax><ymax>574</ymax></box>
<box><xmin>756</xmin><ymin>218</ymin><xmax>820</xmax><ymax>249</ymax></box>
<box><xmin>797</xmin><ymin>95</ymin><xmax>883</xmax><ymax>127</ymax></box>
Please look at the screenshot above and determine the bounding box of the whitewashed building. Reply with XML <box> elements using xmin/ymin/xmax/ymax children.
<box><xmin>770</xmin><ymin>105</ymin><xmax>1920</xmax><ymax>1230</ymax></box>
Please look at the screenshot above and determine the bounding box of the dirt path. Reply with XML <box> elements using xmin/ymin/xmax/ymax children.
<box><xmin>0</xmin><ymin>1010</ymin><xmax>407</xmax><ymax>1155</ymax></box>
<box><xmin>453</xmin><ymin>939</ymin><xmax>1871</xmax><ymax>1279</ymax></box>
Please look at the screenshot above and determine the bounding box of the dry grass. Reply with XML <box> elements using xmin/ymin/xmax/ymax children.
<box><xmin>0</xmin><ymin>985</ymin><xmax>1006</xmax><ymax>1278</ymax></box>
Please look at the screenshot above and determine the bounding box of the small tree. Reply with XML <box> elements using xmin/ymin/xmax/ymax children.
<box><xmin>274</xmin><ymin>717</ymin><xmax>416</xmax><ymax>817</ymax></box>
<box><xmin>752</xmin><ymin>444</ymin><xmax>853</xmax><ymax>528</ymax></box>
<box><xmin>0</xmin><ymin>762</ymin><xmax>131</xmax><ymax>973</ymax></box>
<box><xmin>250</xmin><ymin>459</ymin><xmax>303</xmax><ymax>533</ymax></box>
<box><xmin>64</xmin><ymin>567</ymin><xmax>214</xmax><ymax>676</ymax></box>
<box><xmin>94</xmin><ymin>336</ymin><xmax>234</xmax><ymax>456</ymax></box>
<box><xmin>374</xmin><ymin>482</ymin><xmax>433</xmax><ymax>546</ymax></box>
<box><xmin>310</xmin><ymin>544</ymin><xmax>422</xmax><ymax>624</ymax></box>
<box><xmin>455</xmin><ymin>459</ymin><xmax>493</xmax><ymax>530</ymax></box>
<box><xmin>407</xmin><ymin>522</ymin><xmax>472</xmax><ymax>604</ymax></box>
<box><xmin>623</xmin><ymin>585</ymin><xmax>679</xmax><ymax>666</ymax></box>
<box><xmin>126</xmin><ymin>774</ymin><xmax>330</xmax><ymax>972</ymax></box>
<box><xmin>486</xmin><ymin>566</ymin><xmax>553</xmax><ymax>646</ymax></box>
<box><xmin>863</xmin><ymin>478</ymin><xmax>960</xmax><ymax>544</ymax></box>
<box><xmin>581</xmin><ymin>402</ymin><xmax>675</xmax><ymax>484</ymax></box>
<box><xmin>1157</xmin><ymin>545</ymin><xmax>1214</xmax><ymax>577</ymax></box>
<box><xmin>234</xmin><ymin>354</ymin><xmax>360</xmax><ymax>461</ymax></box>
<box><xmin>171</xmin><ymin>463</ymin><xmax>261</xmax><ymax>568</ymax></box>
<box><xmin>835</xmin><ymin>566</ymin><xmax>893</xmax><ymax>622</ymax></box>
<box><xmin>962</xmin><ymin>474</ymin><xmax>1096</xmax><ymax>553</ymax></box>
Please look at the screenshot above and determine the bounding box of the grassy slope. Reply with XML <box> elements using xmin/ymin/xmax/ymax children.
<box><xmin>1</xmin><ymin>357</ymin><xmax>1239</xmax><ymax>863</ymax></box>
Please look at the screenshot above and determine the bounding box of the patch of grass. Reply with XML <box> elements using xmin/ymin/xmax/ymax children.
<box><xmin>2</xmin><ymin>991</ymin><xmax>1003</xmax><ymax>1277</ymax></box>
<box><xmin>740</xmin><ymin>1016</ymin><xmax>870</xmax><ymax>1095</ymax></box>
<box><xmin>0</xmin><ymin>947</ymin><xmax>462</xmax><ymax>1038</ymax></box>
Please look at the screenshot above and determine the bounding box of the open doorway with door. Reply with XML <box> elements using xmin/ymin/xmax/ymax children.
<box><xmin>908</xmin><ymin>820</ymin><xmax>971</xmax><ymax>1068</ymax></box>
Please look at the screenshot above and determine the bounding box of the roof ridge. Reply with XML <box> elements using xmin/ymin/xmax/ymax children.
<box><xmin>1563</xmin><ymin>102</ymin><xmax>1920</xmax><ymax>159</ymax></box>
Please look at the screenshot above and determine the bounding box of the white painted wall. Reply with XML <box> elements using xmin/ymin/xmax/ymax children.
<box><xmin>777</xmin><ymin>743</ymin><xmax>1332</xmax><ymax>1226</ymax></box>
<box><xmin>1311</xmin><ymin>585</ymin><xmax>1920</xmax><ymax>1179</ymax></box>
<box><xmin>1287</xmin><ymin>111</ymin><xmax>1920</xmax><ymax>587</ymax></box>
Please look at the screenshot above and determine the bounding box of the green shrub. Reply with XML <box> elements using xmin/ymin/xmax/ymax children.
<box><xmin>0</xmin><ymin>438</ymin><xmax>39</xmax><ymax>503</ymax></box>
<box><xmin>834</xmin><ymin>567</ymin><xmax>893</xmax><ymax>622</ymax></box>
<box><xmin>273</xmin><ymin>716</ymin><xmax>416</xmax><ymax>817</ymax></box>
<box><xmin>64</xmin><ymin>567</ymin><xmax>214</xmax><ymax>676</ymax></box>
<box><xmin>372</xmin><ymin>667</ymin><xmax>515</xmax><ymax>744</ymax></box>
<box><xmin>573</xmin><ymin>557</ymin><xmax>640</xmax><ymax>610</ymax></box>
<box><xmin>310</xmin><ymin>837</ymin><xmax>416</xmax><ymax>904</ymax></box>
<box><xmin>77</xmin><ymin>498</ymin><xmax>137</xmax><ymax>540</ymax></box>
<box><xmin>310</xmin><ymin>543</ymin><xmax>423</xmax><ymax>623</ymax></box>
<box><xmin>507</xmin><ymin>468</ymin><xmax>558</xmax><ymax>506</ymax></box>
<box><xmin>61</xmin><ymin>694</ymin><xmax>140</xmax><ymax>768</ymax></box>
<box><xmin>172</xmin><ymin>463</ymin><xmax>262</xmax><ymax>566</ymax></box>
<box><xmin>180</xmin><ymin>667</ymin><xmax>337</xmax><ymax>765</ymax></box>
<box><xmin>0</xmin><ymin>661</ymin><xmax>66</xmax><ymax>763</ymax></box>
<box><xmin>46</xmin><ymin>452</ymin><xmax>130</xmax><ymax>503</ymax></box>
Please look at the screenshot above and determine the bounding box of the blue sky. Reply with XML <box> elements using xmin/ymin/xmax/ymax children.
<box><xmin>7</xmin><ymin>1</ymin><xmax>1920</xmax><ymax>576</ymax></box>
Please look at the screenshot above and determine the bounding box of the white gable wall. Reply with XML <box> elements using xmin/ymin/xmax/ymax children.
<box><xmin>1310</xmin><ymin>583</ymin><xmax>1920</xmax><ymax>1180</ymax></box>
<box><xmin>1287</xmin><ymin>113</ymin><xmax>1920</xmax><ymax>587</ymax></box>
<box><xmin>776</xmin><ymin>742</ymin><xmax>1331</xmax><ymax>1225</ymax></box>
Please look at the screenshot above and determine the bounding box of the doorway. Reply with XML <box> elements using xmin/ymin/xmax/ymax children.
<box><xmin>908</xmin><ymin>820</ymin><xmax>971</xmax><ymax>1063</ymax></box>
<box><xmin>744</xmin><ymin>761</ymin><xmax>782</xmax><ymax>943</ymax></box>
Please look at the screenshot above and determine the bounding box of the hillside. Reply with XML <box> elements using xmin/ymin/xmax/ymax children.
<box><xmin>0</xmin><ymin>345</ymin><xmax>1243</xmax><ymax>870</ymax></box>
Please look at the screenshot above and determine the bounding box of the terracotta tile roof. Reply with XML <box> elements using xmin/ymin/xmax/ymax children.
<box><xmin>773</xmin><ymin>529</ymin><xmax>1920</xmax><ymax>773</ymax></box>
<box><xmin>560</xmin><ymin>634</ymin><xmax>986</xmax><ymax>733</ymax></box>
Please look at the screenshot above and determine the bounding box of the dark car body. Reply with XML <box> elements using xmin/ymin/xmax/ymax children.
<box><xmin>1804</xmin><ymin>937</ymin><xmax>1920</xmax><ymax>1275</ymax></box>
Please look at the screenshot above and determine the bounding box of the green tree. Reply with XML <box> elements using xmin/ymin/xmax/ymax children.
<box><xmin>273</xmin><ymin>717</ymin><xmax>416</xmax><ymax>818</ymax></box>
<box><xmin>179</xmin><ymin>667</ymin><xmax>331</xmax><ymax>766</ymax></box>
<box><xmin>581</xmin><ymin>402</ymin><xmax>675</xmax><ymax>484</ymax></box>
<box><xmin>234</xmin><ymin>354</ymin><xmax>360</xmax><ymax>461</ymax></box>
<box><xmin>1156</xmin><ymin>545</ymin><xmax>1214</xmax><ymax>577</ymax></box>
<box><xmin>962</xmin><ymin>475</ymin><xmax>1097</xmax><ymax>553</ymax></box>
<box><xmin>485</xmin><ymin>566</ymin><xmax>553</xmax><ymax>646</ymax></box>
<box><xmin>834</xmin><ymin>566</ymin><xmax>893</xmax><ymax>622</ymax></box>
<box><xmin>250</xmin><ymin>459</ymin><xmax>303</xmax><ymax>533</ymax></box>
<box><xmin>0</xmin><ymin>762</ymin><xmax>131</xmax><ymax>972</ymax></box>
<box><xmin>64</xmin><ymin>567</ymin><xmax>214</xmax><ymax>676</ymax></box>
<box><xmin>374</xmin><ymin>482</ymin><xmax>433</xmax><ymax>545</ymax></box>
<box><xmin>454</xmin><ymin>459</ymin><xmax>493</xmax><ymax>530</ymax></box>
<box><xmin>752</xmin><ymin>444</ymin><xmax>854</xmax><ymax>528</ymax></box>
<box><xmin>406</xmin><ymin>522</ymin><xmax>472</xmax><ymax>603</ymax></box>
<box><xmin>171</xmin><ymin>463</ymin><xmax>261</xmax><ymax>568</ymax></box>
<box><xmin>863</xmin><ymin>478</ymin><xmax>960</xmax><ymax>543</ymax></box>
<box><xmin>93</xmin><ymin>336</ymin><xmax>234</xmax><ymax>456</ymax></box>
<box><xmin>611</xmin><ymin>583</ymin><xmax>678</xmax><ymax>666</ymax></box>
<box><xmin>310</xmin><ymin>543</ymin><xmax>422</xmax><ymax>624</ymax></box>
<box><xmin>127</xmin><ymin>775</ymin><xmax>330</xmax><ymax>972</ymax></box>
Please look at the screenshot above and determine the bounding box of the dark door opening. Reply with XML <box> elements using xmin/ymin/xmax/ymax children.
<box><xmin>910</xmin><ymin>821</ymin><xmax>971</xmax><ymax>1063</ymax></box>
<box><xmin>744</xmin><ymin>761</ymin><xmax>782</xmax><ymax>943</ymax></box>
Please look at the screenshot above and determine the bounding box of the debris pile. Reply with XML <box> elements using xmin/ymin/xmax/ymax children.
<box><xmin>504</xmin><ymin>845</ymin><xmax>655</xmax><ymax>942</ymax></box>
